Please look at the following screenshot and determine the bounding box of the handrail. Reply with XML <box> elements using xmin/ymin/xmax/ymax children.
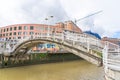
<box><xmin>103</xmin><ymin>41</ymin><xmax>120</xmax><ymax>71</ymax></box>
<box><xmin>0</xmin><ymin>32</ymin><xmax>105</xmax><ymax>56</ymax></box>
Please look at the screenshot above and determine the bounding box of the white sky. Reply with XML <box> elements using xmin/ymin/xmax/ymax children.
<box><xmin>0</xmin><ymin>0</ymin><xmax>120</xmax><ymax>38</ymax></box>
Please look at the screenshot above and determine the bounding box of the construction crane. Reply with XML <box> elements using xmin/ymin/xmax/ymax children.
<box><xmin>75</xmin><ymin>10</ymin><xmax>102</xmax><ymax>24</ymax></box>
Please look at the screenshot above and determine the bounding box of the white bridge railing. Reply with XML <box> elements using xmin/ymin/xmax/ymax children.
<box><xmin>103</xmin><ymin>41</ymin><xmax>120</xmax><ymax>71</ymax></box>
<box><xmin>0</xmin><ymin>32</ymin><xmax>105</xmax><ymax>55</ymax></box>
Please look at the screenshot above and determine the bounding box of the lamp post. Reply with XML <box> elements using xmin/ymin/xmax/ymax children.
<box><xmin>45</xmin><ymin>16</ymin><xmax>53</xmax><ymax>38</ymax></box>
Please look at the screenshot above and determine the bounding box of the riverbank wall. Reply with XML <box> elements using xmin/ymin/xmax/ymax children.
<box><xmin>0</xmin><ymin>53</ymin><xmax>81</xmax><ymax>68</ymax></box>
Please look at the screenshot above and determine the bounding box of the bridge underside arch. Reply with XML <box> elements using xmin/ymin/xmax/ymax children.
<box><xmin>9</xmin><ymin>38</ymin><xmax>102</xmax><ymax>66</ymax></box>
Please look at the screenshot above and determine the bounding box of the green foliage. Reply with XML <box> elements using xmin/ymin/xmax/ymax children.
<box><xmin>32</xmin><ymin>53</ymin><xmax>48</xmax><ymax>59</ymax></box>
<box><xmin>92</xmin><ymin>50</ymin><xmax>102</xmax><ymax>58</ymax></box>
<box><xmin>39</xmin><ymin>53</ymin><xmax>48</xmax><ymax>58</ymax></box>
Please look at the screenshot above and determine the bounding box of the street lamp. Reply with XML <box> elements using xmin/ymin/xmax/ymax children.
<box><xmin>45</xmin><ymin>16</ymin><xmax>54</xmax><ymax>37</ymax></box>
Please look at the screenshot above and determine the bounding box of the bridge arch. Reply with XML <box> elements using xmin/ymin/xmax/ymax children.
<box><xmin>8</xmin><ymin>37</ymin><xmax>102</xmax><ymax>66</ymax></box>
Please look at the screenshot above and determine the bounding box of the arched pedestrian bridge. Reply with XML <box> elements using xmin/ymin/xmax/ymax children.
<box><xmin>1</xmin><ymin>32</ymin><xmax>120</xmax><ymax>79</ymax></box>
<box><xmin>0</xmin><ymin>32</ymin><xmax>104</xmax><ymax>66</ymax></box>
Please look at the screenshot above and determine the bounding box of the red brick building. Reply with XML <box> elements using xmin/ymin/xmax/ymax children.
<box><xmin>102</xmin><ymin>37</ymin><xmax>120</xmax><ymax>45</ymax></box>
<box><xmin>0</xmin><ymin>21</ymin><xmax>82</xmax><ymax>40</ymax></box>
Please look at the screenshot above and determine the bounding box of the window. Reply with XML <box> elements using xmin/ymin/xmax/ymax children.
<box><xmin>4</xmin><ymin>29</ymin><xmax>5</xmax><ymax>32</ymax></box>
<box><xmin>23</xmin><ymin>32</ymin><xmax>27</xmax><ymax>35</ymax></box>
<box><xmin>18</xmin><ymin>26</ymin><xmax>22</xmax><ymax>30</ymax></box>
<box><xmin>10</xmin><ymin>27</ymin><xmax>12</xmax><ymax>31</ymax></box>
<box><xmin>3</xmin><ymin>34</ymin><xmax>5</xmax><ymax>36</ymax></box>
<box><xmin>7</xmin><ymin>28</ymin><xmax>9</xmax><ymax>31</ymax></box>
<box><xmin>18</xmin><ymin>37</ymin><xmax>21</xmax><ymax>39</ymax></box>
<box><xmin>18</xmin><ymin>32</ymin><xmax>22</xmax><ymax>35</ymax></box>
<box><xmin>10</xmin><ymin>33</ymin><xmax>12</xmax><ymax>36</ymax></box>
<box><xmin>9</xmin><ymin>37</ymin><xmax>11</xmax><ymax>39</ymax></box>
<box><xmin>14</xmin><ymin>27</ymin><xmax>17</xmax><ymax>30</ymax></box>
<box><xmin>6</xmin><ymin>33</ymin><xmax>8</xmax><ymax>36</ymax></box>
<box><xmin>0</xmin><ymin>34</ymin><xmax>2</xmax><ymax>37</ymax></box>
<box><xmin>30</xmin><ymin>26</ymin><xmax>34</xmax><ymax>30</ymax></box>
<box><xmin>0</xmin><ymin>29</ymin><xmax>2</xmax><ymax>33</ymax></box>
<box><xmin>24</xmin><ymin>26</ymin><xmax>28</xmax><ymax>30</ymax></box>
<box><xmin>29</xmin><ymin>32</ymin><xmax>34</xmax><ymax>35</ymax></box>
<box><xmin>14</xmin><ymin>32</ymin><xmax>16</xmax><ymax>35</ymax></box>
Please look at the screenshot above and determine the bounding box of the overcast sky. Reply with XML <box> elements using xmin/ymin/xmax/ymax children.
<box><xmin>0</xmin><ymin>0</ymin><xmax>120</xmax><ymax>38</ymax></box>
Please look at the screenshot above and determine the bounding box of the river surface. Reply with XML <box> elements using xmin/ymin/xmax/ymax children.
<box><xmin>0</xmin><ymin>60</ymin><xmax>104</xmax><ymax>80</ymax></box>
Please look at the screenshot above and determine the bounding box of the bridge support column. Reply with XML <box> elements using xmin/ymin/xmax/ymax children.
<box><xmin>0</xmin><ymin>54</ymin><xmax>4</xmax><ymax>68</ymax></box>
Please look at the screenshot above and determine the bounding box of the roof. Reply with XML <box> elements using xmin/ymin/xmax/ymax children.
<box><xmin>84</xmin><ymin>31</ymin><xmax>101</xmax><ymax>39</ymax></box>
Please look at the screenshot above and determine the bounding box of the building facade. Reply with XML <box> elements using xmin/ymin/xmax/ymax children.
<box><xmin>0</xmin><ymin>21</ymin><xmax>82</xmax><ymax>40</ymax></box>
<box><xmin>102</xmin><ymin>37</ymin><xmax>120</xmax><ymax>45</ymax></box>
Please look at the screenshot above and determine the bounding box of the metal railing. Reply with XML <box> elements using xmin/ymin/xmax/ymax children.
<box><xmin>103</xmin><ymin>41</ymin><xmax>120</xmax><ymax>71</ymax></box>
<box><xmin>0</xmin><ymin>32</ymin><xmax>104</xmax><ymax>56</ymax></box>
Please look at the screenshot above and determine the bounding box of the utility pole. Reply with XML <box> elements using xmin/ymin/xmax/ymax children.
<box><xmin>45</xmin><ymin>16</ymin><xmax>54</xmax><ymax>37</ymax></box>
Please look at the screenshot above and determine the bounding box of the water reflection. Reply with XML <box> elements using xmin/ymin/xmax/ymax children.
<box><xmin>0</xmin><ymin>60</ymin><xmax>104</xmax><ymax>80</ymax></box>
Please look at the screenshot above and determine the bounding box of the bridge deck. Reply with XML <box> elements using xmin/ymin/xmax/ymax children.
<box><xmin>0</xmin><ymin>32</ymin><xmax>103</xmax><ymax>66</ymax></box>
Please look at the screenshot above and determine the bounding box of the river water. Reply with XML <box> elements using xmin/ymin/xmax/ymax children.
<box><xmin>0</xmin><ymin>60</ymin><xmax>104</xmax><ymax>80</ymax></box>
